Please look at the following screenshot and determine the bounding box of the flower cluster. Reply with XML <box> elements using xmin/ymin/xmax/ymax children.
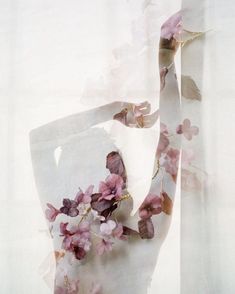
<box><xmin>156</xmin><ymin>118</ymin><xmax>201</xmax><ymax>190</ymax></box>
<box><xmin>46</xmin><ymin>151</ymin><xmax>153</xmax><ymax>264</ymax></box>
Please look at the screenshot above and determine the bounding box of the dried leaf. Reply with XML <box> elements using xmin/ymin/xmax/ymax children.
<box><xmin>161</xmin><ymin>192</ymin><xmax>173</xmax><ymax>215</ymax></box>
<box><xmin>113</xmin><ymin>109</ymin><xmax>128</xmax><ymax>125</ymax></box>
<box><xmin>160</xmin><ymin>67</ymin><xmax>168</xmax><ymax>91</ymax></box>
<box><xmin>106</xmin><ymin>151</ymin><xmax>127</xmax><ymax>183</ymax></box>
<box><xmin>91</xmin><ymin>199</ymin><xmax>113</xmax><ymax>213</ymax></box>
<box><xmin>181</xmin><ymin>75</ymin><xmax>201</xmax><ymax>101</ymax></box>
<box><xmin>138</xmin><ymin>218</ymin><xmax>154</xmax><ymax>239</ymax></box>
<box><xmin>123</xmin><ymin>226</ymin><xmax>139</xmax><ymax>236</ymax></box>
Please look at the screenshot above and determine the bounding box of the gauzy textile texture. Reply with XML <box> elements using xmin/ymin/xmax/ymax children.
<box><xmin>1</xmin><ymin>0</ymin><xmax>235</xmax><ymax>294</ymax></box>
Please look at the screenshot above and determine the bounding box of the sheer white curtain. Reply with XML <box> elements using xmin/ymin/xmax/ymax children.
<box><xmin>1</xmin><ymin>0</ymin><xmax>235</xmax><ymax>293</ymax></box>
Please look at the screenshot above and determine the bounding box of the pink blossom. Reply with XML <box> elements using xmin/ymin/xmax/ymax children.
<box><xmin>60</xmin><ymin>222</ymin><xmax>91</xmax><ymax>260</ymax></box>
<box><xmin>139</xmin><ymin>194</ymin><xmax>162</xmax><ymax>220</ymax></box>
<box><xmin>100</xmin><ymin>220</ymin><xmax>116</xmax><ymax>236</ymax></box>
<box><xmin>45</xmin><ymin>203</ymin><xmax>60</xmax><ymax>222</ymax></box>
<box><xmin>96</xmin><ymin>239</ymin><xmax>113</xmax><ymax>255</ymax></box>
<box><xmin>161</xmin><ymin>11</ymin><xmax>182</xmax><ymax>40</ymax></box>
<box><xmin>157</xmin><ymin>134</ymin><xmax>169</xmax><ymax>157</ymax></box>
<box><xmin>98</xmin><ymin>174</ymin><xmax>124</xmax><ymax>201</ymax></box>
<box><xmin>160</xmin><ymin>123</ymin><xmax>169</xmax><ymax>135</ymax></box>
<box><xmin>163</xmin><ymin>148</ymin><xmax>180</xmax><ymax>176</ymax></box>
<box><xmin>176</xmin><ymin>119</ymin><xmax>199</xmax><ymax>140</ymax></box>
<box><xmin>75</xmin><ymin>185</ymin><xmax>94</xmax><ymax>204</ymax></box>
<box><xmin>60</xmin><ymin>199</ymin><xmax>79</xmax><ymax>217</ymax></box>
<box><xmin>113</xmin><ymin>223</ymin><xmax>127</xmax><ymax>240</ymax></box>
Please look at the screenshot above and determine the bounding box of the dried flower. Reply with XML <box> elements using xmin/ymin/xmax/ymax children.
<box><xmin>45</xmin><ymin>203</ymin><xmax>60</xmax><ymax>222</ymax></box>
<box><xmin>162</xmin><ymin>148</ymin><xmax>180</xmax><ymax>176</ymax></box>
<box><xmin>60</xmin><ymin>199</ymin><xmax>79</xmax><ymax>217</ymax></box>
<box><xmin>113</xmin><ymin>223</ymin><xmax>127</xmax><ymax>240</ymax></box>
<box><xmin>161</xmin><ymin>11</ymin><xmax>182</xmax><ymax>40</ymax></box>
<box><xmin>139</xmin><ymin>194</ymin><xmax>162</xmax><ymax>220</ymax></box>
<box><xmin>75</xmin><ymin>185</ymin><xmax>94</xmax><ymax>205</ymax></box>
<box><xmin>176</xmin><ymin>119</ymin><xmax>199</xmax><ymax>140</ymax></box>
<box><xmin>100</xmin><ymin>220</ymin><xmax>116</xmax><ymax>236</ymax></box>
<box><xmin>98</xmin><ymin>174</ymin><xmax>124</xmax><ymax>201</ymax></box>
<box><xmin>60</xmin><ymin>222</ymin><xmax>91</xmax><ymax>260</ymax></box>
<box><xmin>96</xmin><ymin>239</ymin><xmax>113</xmax><ymax>255</ymax></box>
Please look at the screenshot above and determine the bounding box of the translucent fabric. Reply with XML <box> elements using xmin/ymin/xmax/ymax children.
<box><xmin>1</xmin><ymin>0</ymin><xmax>235</xmax><ymax>294</ymax></box>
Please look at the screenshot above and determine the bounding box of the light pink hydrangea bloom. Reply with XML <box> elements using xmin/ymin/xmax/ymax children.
<box><xmin>100</xmin><ymin>220</ymin><xmax>116</xmax><ymax>236</ymax></box>
<box><xmin>161</xmin><ymin>11</ymin><xmax>182</xmax><ymax>40</ymax></box>
<box><xmin>98</xmin><ymin>174</ymin><xmax>124</xmax><ymax>201</ymax></box>
<box><xmin>96</xmin><ymin>239</ymin><xmax>113</xmax><ymax>255</ymax></box>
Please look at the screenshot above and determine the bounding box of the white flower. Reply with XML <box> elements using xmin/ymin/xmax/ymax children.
<box><xmin>100</xmin><ymin>220</ymin><xmax>116</xmax><ymax>236</ymax></box>
<box><xmin>91</xmin><ymin>209</ymin><xmax>105</xmax><ymax>222</ymax></box>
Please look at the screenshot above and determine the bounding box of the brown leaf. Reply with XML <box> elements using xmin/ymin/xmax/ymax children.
<box><xmin>54</xmin><ymin>251</ymin><xmax>65</xmax><ymax>263</ymax></box>
<box><xmin>106</xmin><ymin>151</ymin><xmax>127</xmax><ymax>183</ymax></box>
<box><xmin>181</xmin><ymin>75</ymin><xmax>201</xmax><ymax>101</ymax></box>
<box><xmin>91</xmin><ymin>200</ymin><xmax>112</xmax><ymax>213</ymax></box>
<box><xmin>123</xmin><ymin>226</ymin><xmax>139</xmax><ymax>236</ymax></box>
<box><xmin>113</xmin><ymin>109</ymin><xmax>128</xmax><ymax>125</ymax></box>
<box><xmin>138</xmin><ymin>218</ymin><xmax>154</xmax><ymax>239</ymax></box>
<box><xmin>160</xmin><ymin>67</ymin><xmax>168</xmax><ymax>91</ymax></box>
<box><xmin>161</xmin><ymin>192</ymin><xmax>173</xmax><ymax>215</ymax></box>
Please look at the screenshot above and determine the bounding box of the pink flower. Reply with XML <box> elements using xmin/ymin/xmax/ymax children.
<box><xmin>161</xmin><ymin>11</ymin><xmax>182</xmax><ymax>40</ymax></box>
<box><xmin>45</xmin><ymin>203</ymin><xmax>60</xmax><ymax>222</ymax></box>
<box><xmin>75</xmin><ymin>185</ymin><xmax>94</xmax><ymax>204</ymax></box>
<box><xmin>60</xmin><ymin>199</ymin><xmax>79</xmax><ymax>217</ymax></box>
<box><xmin>60</xmin><ymin>222</ymin><xmax>91</xmax><ymax>260</ymax></box>
<box><xmin>176</xmin><ymin>119</ymin><xmax>199</xmax><ymax>140</ymax></box>
<box><xmin>139</xmin><ymin>194</ymin><xmax>162</xmax><ymax>220</ymax></box>
<box><xmin>96</xmin><ymin>239</ymin><xmax>113</xmax><ymax>255</ymax></box>
<box><xmin>160</xmin><ymin>123</ymin><xmax>169</xmax><ymax>135</ymax></box>
<box><xmin>157</xmin><ymin>134</ymin><xmax>169</xmax><ymax>157</ymax></box>
<box><xmin>98</xmin><ymin>174</ymin><xmax>124</xmax><ymax>201</ymax></box>
<box><xmin>112</xmin><ymin>223</ymin><xmax>127</xmax><ymax>240</ymax></box>
<box><xmin>162</xmin><ymin>148</ymin><xmax>180</xmax><ymax>176</ymax></box>
<box><xmin>100</xmin><ymin>220</ymin><xmax>116</xmax><ymax>236</ymax></box>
